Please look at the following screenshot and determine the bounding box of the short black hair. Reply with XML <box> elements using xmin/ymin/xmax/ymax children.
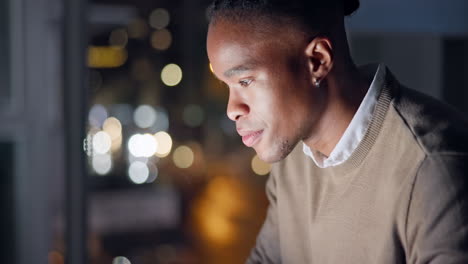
<box><xmin>208</xmin><ymin>0</ymin><xmax>360</xmax><ymax>32</ymax></box>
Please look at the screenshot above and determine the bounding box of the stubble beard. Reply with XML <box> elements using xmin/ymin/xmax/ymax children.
<box><xmin>259</xmin><ymin>137</ymin><xmax>297</xmax><ymax>163</ymax></box>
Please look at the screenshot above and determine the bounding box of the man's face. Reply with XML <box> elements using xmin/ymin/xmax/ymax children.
<box><xmin>207</xmin><ymin>18</ymin><xmax>326</xmax><ymax>163</ymax></box>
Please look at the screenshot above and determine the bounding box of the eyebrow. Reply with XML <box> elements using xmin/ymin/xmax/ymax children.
<box><xmin>223</xmin><ymin>64</ymin><xmax>255</xmax><ymax>78</ymax></box>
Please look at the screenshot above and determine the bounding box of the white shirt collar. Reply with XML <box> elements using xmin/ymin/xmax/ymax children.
<box><xmin>303</xmin><ymin>64</ymin><xmax>386</xmax><ymax>168</ymax></box>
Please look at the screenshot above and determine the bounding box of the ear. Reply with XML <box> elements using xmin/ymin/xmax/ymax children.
<box><xmin>304</xmin><ymin>37</ymin><xmax>334</xmax><ymax>85</ymax></box>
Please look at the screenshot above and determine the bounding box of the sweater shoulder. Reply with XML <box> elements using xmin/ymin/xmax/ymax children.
<box><xmin>392</xmin><ymin>86</ymin><xmax>468</xmax><ymax>155</ymax></box>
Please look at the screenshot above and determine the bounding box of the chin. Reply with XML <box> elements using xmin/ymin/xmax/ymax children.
<box><xmin>255</xmin><ymin>139</ymin><xmax>296</xmax><ymax>164</ymax></box>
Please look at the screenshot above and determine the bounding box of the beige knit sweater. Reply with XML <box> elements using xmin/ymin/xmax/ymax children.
<box><xmin>246</xmin><ymin>67</ymin><xmax>468</xmax><ymax>264</ymax></box>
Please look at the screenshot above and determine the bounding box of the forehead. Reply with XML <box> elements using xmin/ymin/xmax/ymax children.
<box><xmin>207</xmin><ymin>18</ymin><xmax>306</xmax><ymax>72</ymax></box>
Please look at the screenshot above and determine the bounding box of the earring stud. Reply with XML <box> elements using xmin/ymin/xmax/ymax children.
<box><xmin>314</xmin><ymin>80</ymin><xmax>321</xmax><ymax>88</ymax></box>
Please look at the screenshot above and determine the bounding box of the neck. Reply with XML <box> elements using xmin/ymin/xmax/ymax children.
<box><xmin>303</xmin><ymin>61</ymin><xmax>372</xmax><ymax>156</ymax></box>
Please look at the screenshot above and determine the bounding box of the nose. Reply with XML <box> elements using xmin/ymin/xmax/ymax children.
<box><xmin>227</xmin><ymin>89</ymin><xmax>249</xmax><ymax>121</ymax></box>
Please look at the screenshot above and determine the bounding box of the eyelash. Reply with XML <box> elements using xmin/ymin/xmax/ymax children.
<box><xmin>239</xmin><ymin>79</ymin><xmax>252</xmax><ymax>87</ymax></box>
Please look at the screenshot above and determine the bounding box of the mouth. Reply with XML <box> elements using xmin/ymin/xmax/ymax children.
<box><xmin>240</xmin><ymin>130</ymin><xmax>264</xmax><ymax>147</ymax></box>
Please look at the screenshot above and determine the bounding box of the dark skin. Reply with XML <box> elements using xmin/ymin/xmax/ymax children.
<box><xmin>207</xmin><ymin>14</ymin><xmax>371</xmax><ymax>163</ymax></box>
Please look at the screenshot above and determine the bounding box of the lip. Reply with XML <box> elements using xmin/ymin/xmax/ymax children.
<box><xmin>238</xmin><ymin>130</ymin><xmax>264</xmax><ymax>147</ymax></box>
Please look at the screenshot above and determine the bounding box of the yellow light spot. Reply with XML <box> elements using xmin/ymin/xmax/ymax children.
<box><xmin>161</xmin><ymin>63</ymin><xmax>182</xmax><ymax>86</ymax></box>
<box><xmin>154</xmin><ymin>131</ymin><xmax>173</xmax><ymax>157</ymax></box>
<box><xmin>251</xmin><ymin>155</ymin><xmax>271</xmax><ymax>175</ymax></box>
<box><xmin>103</xmin><ymin>117</ymin><xmax>122</xmax><ymax>140</ymax></box>
<box><xmin>173</xmin><ymin>145</ymin><xmax>194</xmax><ymax>168</ymax></box>
<box><xmin>150</xmin><ymin>29</ymin><xmax>172</xmax><ymax>50</ymax></box>
<box><xmin>88</xmin><ymin>46</ymin><xmax>127</xmax><ymax>68</ymax></box>
<box><xmin>209</xmin><ymin>63</ymin><xmax>214</xmax><ymax>73</ymax></box>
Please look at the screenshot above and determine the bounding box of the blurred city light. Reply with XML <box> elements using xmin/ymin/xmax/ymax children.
<box><xmin>92</xmin><ymin>153</ymin><xmax>112</xmax><ymax>175</ymax></box>
<box><xmin>251</xmin><ymin>155</ymin><xmax>271</xmax><ymax>175</ymax></box>
<box><xmin>146</xmin><ymin>162</ymin><xmax>159</xmax><ymax>183</ymax></box>
<box><xmin>182</xmin><ymin>104</ymin><xmax>204</xmax><ymax>127</ymax></box>
<box><xmin>128</xmin><ymin>133</ymin><xmax>158</xmax><ymax>158</ymax></box>
<box><xmin>88</xmin><ymin>104</ymin><xmax>108</xmax><ymax>128</ymax></box>
<box><xmin>193</xmin><ymin>176</ymin><xmax>243</xmax><ymax>245</ymax></box>
<box><xmin>154</xmin><ymin>131</ymin><xmax>173</xmax><ymax>157</ymax></box>
<box><xmin>88</xmin><ymin>46</ymin><xmax>128</xmax><ymax>68</ymax></box>
<box><xmin>92</xmin><ymin>131</ymin><xmax>112</xmax><ymax>154</ymax></box>
<box><xmin>127</xmin><ymin>154</ymin><xmax>148</xmax><ymax>164</ymax></box>
<box><xmin>112</xmin><ymin>256</ymin><xmax>131</xmax><ymax>264</ymax></box>
<box><xmin>128</xmin><ymin>161</ymin><xmax>150</xmax><ymax>184</ymax></box>
<box><xmin>161</xmin><ymin>63</ymin><xmax>182</xmax><ymax>86</ymax></box>
<box><xmin>103</xmin><ymin>117</ymin><xmax>122</xmax><ymax>140</ymax></box>
<box><xmin>127</xmin><ymin>18</ymin><xmax>149</xmax><ymax>39</ymax></box>
<box><xmin>134</xmin><ymin>105</ymin><xmax>157</xmax><ymax>128</ymax></box>
<box><xmin>149</xmin><ymin>8</ymin><xmax>170</xmax><ymax>29</ymax></box>
<box><xmin>84</xmin><ymin>133</ymin><xmax>93</xmax><ymax>156</ymax></box>
<box><xmin>109</xmin><ymin>28</ymin><xmax>128</xmax><ymax>47</ymax></box>
<box><xmin>111</xmin><ymin>134</ymin><xmax>123</xmax><ymax>153</ymax></box>
<box><xmin>173</xmin><ymin>145</ymin><xmax>194</xmax><ymax>169</ymax></box>
<box><xmin>150</xmin><ymin>29</ymin><xmax>172</xmax><ymax>51</ymax></box>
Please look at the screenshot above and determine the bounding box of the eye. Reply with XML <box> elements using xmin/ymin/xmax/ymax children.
<box><xmin>239</xmin><ymin>79</ymin><xmax>252</xmax><ymax>87</ymax></box>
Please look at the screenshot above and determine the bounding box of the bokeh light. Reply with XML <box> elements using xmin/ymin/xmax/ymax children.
<box><xmin>84</xmin><ymin>132</ymin><xmax>94</xmax><ymax>156</ymax></box>
<box><xmin>128</xmin><ymin>161</ymin><xmax>149</xmax><ymax>184</ymax></box>
<box><xmin>88</xmin><ymin>46</ymin><xmax>127</xmax><ymax>68</ymax></box>
<box><xmin>134</xmin><ymin>105</ymin><xmax>157</xmax><ymax>128</ymax></box>
<box><xmin>128</xmin><ymin>133</ymin><xmax>158</xmax><ymax>158</ymax></box>
<box><xmin>103</xmin><ymin>117</ymin><xmax>123</xmax><ymax>152</ymax></box>
<box><xmin>109</xmin><ymin>28</ymin><xmax>128</xmax><ymax>47</ymax></box>
<box><xmin>111</xmin><ymin>134</ymin><xmax>122</xmax><ymax>153</ymax></box>
<box><xmin>149</xmin><ymin>8</ymin><xmax>170</xmax><ymax>29</ymax></box>
<box><xmin>173</xmin><ymin>145</ymin><xmax>194</xmax><ymax>169</ymax></box>
<box><xmin>88</xmin><ymin>104</ymin><xmax>108</xmax><ymax>128</ymax></box>
<box><xmin>146</xmin><ymin>162</ymin><xmax>159</xmax><ymax>183</ymax></box>
<box><xmin>112</xmin><ymin>256</ymin><xmax>131</xmax><ymax>264</ymax></box>
<box><xmin>251</xmin><ymin>155</ymin><xmax>271</xmax><ymax>175</ymax></box>
<box><xmin>183</xmin><ymin>104</ymin><xmax>205</xmax><ymax>127</ymax></box>
<box><xmin>92</xmin><ymin>154</ymin><xmax>112</xmax><ymax>175</ymax></box>
<box><xmin>103</xmin><ymin>117</ymin><xmax>122</xmax><ymax>140</ymax></box>
<box><xmin>161</xmin><ymin>63</ymin><xmax>182</xmax><ymax>86</ymax></box>
<box><xmin>92</xmin><ymin>131</ymin><xmax>112</xmax><ymax>154</ymax></box>
<box><xmin>150</xmin><ymin>29</ymin><xmax>172</xmax><ymax>51</ymax></box>
<box><xmin>154</xmin><ymin>131</ymin><xmax>173</xmax><ymax>157</ymax></box>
